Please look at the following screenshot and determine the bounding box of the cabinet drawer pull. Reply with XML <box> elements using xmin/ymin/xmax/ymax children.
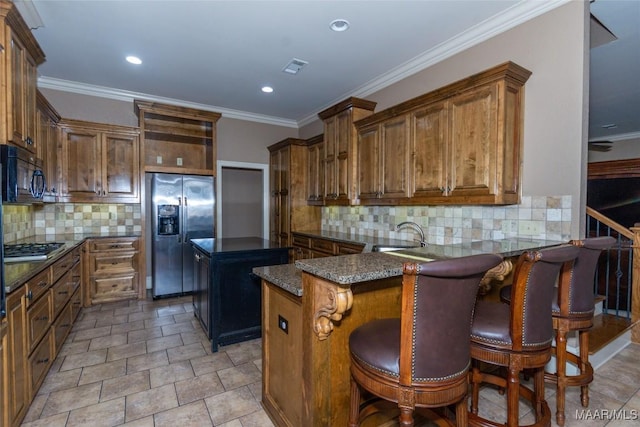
<box><xmin>37</xmin><ymin>358</ymin><xmax>49</xmax><ymax>364</ymax></box>
<box><xmin>61</xmin><ymin>323</ymin><xmax>70</xmax><ymax>328</ymax></box>
<box><xmin>27</xmin><ymin>290</ymin><xmax>33</xmax><ymax>300</ymax></box>
<box><xmin>58</xmin><ymin>291</ymin><xmax>69</xmax><ymax>295</ymax></box>
<box><xmin>38</xmin><ymin>281</ymin><xmax>48</xmax><ymax>287</ymax></box>
<box><xmin>35</xmin><ymin>315</ymin><xmax>49</xmax><ymax>322</ymax></box>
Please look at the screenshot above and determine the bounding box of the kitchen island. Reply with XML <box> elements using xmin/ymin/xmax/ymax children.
<box><xmin>190</xmin><ymin>237</ymin><xmax>289</xmax><ymax>352</ymax></box>
<box><xmin>253</xmin><ymin>238</ymin><xmax>563</xmax><ymax>427</ymax></box>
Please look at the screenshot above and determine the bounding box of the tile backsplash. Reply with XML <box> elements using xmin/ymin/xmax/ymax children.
<box><xmin>2</xmin><ymin>203</ymin><xmax>142</xmax><ymax>243</ymax></box>
<box><xmin>321</xmin><ymin>195</ymin><xmax>572</xmax><ymax>244</ymax></box>
<box><xmin>3</xmin><ymin>195</ymin><xmax>570</xmax><ymax>245</ymax></box>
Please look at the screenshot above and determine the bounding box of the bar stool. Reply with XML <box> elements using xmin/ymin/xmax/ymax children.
<box><xmin>469</xmin><ymin>245</ymin><xmax>580</xmax><ymax>427</ymax></box>
<box><xmin>348</xmin><ymin>253</ymin><xmax>502</xmax><ymax>427</ymax></box>
<box><xmin>546</xmin><ymin>237</ymin><xmax>615</xmax><ymax>425</ymax></box>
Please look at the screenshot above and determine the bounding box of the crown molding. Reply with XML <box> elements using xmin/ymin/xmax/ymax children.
<box><xmin>37</xmin><ymin>0</ymin><xmax>568</xmax><ymax>130</ymax></box>
<box><xmin>37</xmin><ymin>77</ymin><xmax>299</xmax><ymax>128</ymax></box>
<box><xmin>298</xmin><ymin>0</ymin><xmax>570</xmax><ymax>127</ymax></box>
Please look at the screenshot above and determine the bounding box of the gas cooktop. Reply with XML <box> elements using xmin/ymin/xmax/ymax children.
<box><xmin>4</xmin><ymin>242</ymin><xmax>65</xmax><ymax>263</ymax></box>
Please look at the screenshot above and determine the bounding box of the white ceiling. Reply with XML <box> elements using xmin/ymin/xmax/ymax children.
<box><xmin>14</xmin><ymin>0</ymin><xmax>640</xmax><ymax>140</ymax></box>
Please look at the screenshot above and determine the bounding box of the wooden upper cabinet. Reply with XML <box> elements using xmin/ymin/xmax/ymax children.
<box><xmin>306</xmin><ymin>133</ymin><xmax>324</xmax><ymax>205</ymax></box>
<box><xmin>268</xmin><ymin>138</ymin><xmax>321</xmax><ymax>248</ymax></box>
<box><xmin>357</xmin><ymin>115</ymin><xmax>411</xmax><ymax>204</ymax></box>
<box><xmin>0</xmin><ymin>1</ymin><xmax>46</xmax><ymax>153</ymax></box>
<box><xmin>318</xmin><ymin>98</ymin><xmax>377</xmax><ymax>205</ymax></box>
<box><xmin>58</xmin><ymin>119</ymin><xmax>140</xmax><ymax>203</ymax></box>
<box><xmin>36</xmin><ymin>91</ymin><xmax>61</xmax><ymax>202</ymax></box>
<box><xmin>411</xmin><ymin>101</ymin><xmax>448</xmax><ymax>199</ymax></box>
<box><xmin>355</xmin><ymin>61</ymin><xmax>531</xmax><ymax>206</ymax></box>
<box><xmin>134</xmin><ymin>100</ymin><xmax>221</xmax><ymax>176</ymax></box>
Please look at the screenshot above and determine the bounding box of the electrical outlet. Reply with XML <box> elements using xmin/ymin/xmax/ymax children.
<box><xmin>278</xmin><ymin>315</ymin><xmax>288</xmax><ymax>334</ymax></box>
<box><xmin>156</xmin><ymin>156</ymin><xmax>162</xmax><ymax>164</ymax></box>
<box><xmin>177</xmin><ymin>157</ymin><xmax>183</xmax><ymax>166</ymax></box>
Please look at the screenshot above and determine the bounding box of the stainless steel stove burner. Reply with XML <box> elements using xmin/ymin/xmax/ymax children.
<box><xmin>4</xmin><ymin>242</ymin><xmax>65</xmax><ymax>263</ymax></box>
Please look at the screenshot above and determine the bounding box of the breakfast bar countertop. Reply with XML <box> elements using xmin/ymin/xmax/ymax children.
<box><xmin>252</xmin><ymin>237</ymin><xmax>564</xmax><ymax>295</ymax></box>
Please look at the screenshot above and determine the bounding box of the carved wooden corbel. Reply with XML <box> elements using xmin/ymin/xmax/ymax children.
<box><xmin>478</xmin><ymin>258</ymin><xmax>513</xmax><ymax>295</ymax></box>
<box><xmin>312</xmin><ymin>282</ymin><xmax>353</xmax><ymax>340</ymax></box>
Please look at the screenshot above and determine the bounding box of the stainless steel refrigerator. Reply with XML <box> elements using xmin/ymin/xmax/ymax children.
<box><xmin>149</xmin><ymin>173</ymin><xmax>215</xmax><ymax>298</ymax></box>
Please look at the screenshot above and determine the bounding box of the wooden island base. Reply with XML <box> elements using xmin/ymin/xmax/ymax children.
<box><xmin>262</xmin><ymin>272</ymin><xmax>402</xmax><ymax>427</ymax></box>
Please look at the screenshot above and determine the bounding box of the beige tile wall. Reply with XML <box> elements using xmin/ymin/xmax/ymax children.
<box><xmin>2</xmin><ymin>196</ymin><xmax>570</xmax><ymax>245</ymax></box>
<box><xmin>321</xmin><ymin>195</ymin><xmax>572</xmax><ymax>244</ymax></box>
<box><xmin>2</xmin><ymin>203</ymin><xmax>142</xmax><ymax>243</ymax></box>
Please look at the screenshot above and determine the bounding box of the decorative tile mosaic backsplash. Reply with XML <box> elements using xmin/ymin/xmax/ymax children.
<box><xmin>321</xmin><ymin>195</ymin><xmax>572</xmax><ymax>244</ymax></box>
<box><xmin>2</xmin><ymin>203</ymin><xmax>142</xmax><ymax>243</ymax></box>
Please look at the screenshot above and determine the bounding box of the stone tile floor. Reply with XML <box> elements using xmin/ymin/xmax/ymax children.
<box><xmin>20</xmin><ymin>295</ymin><xmax>640</xmax><ymax>426</ymax></box>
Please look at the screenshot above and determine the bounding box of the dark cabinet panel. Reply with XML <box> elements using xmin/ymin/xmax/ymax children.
<box><xmin>194</xmin><ymin>247</ymin><xmax>289</xmax><ymax>352</ymax></box>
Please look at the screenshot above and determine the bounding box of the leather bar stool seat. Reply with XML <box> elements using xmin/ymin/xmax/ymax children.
<box><xmin>348</xmin><ymin>253</ymin><xmax>503</xmax><ymax>427</ymax></box>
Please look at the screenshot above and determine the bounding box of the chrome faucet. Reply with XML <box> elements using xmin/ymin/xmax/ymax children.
<box><xmin>396</xmin><ymin>221</ymin><xmax>427</xmax><ymax>247</ymax></box>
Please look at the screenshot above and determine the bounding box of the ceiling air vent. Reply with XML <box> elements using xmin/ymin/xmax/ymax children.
<box><xmin>282</xmin><ymin>58</ymin><xmax>308</xmax><ymax>75</ymax></box>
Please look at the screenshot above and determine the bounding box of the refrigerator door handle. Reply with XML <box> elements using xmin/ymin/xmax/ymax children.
<box><xmin>183</xmin><ymin>196</ymin><xmax>188</xmax><ymax>243</ymax></box>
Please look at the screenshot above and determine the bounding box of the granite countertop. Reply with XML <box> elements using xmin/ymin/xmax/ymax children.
<box><xmin>292</xmin><ymin>230</ymin><xmax>420</xmax><ymax>251</ymax></box>
<box><xmin>190</xmin><ymin>237</ymin><xmax>288</xmax><ymax>256</ymax></box>
<box><xmin>253</xmin><ymin>236</ymin><xmax>565</xmax><ymax>294</ymax></box>
<box><xmin>4</xmin><ymin>232</ymin><xmax>142</xmax><ymax>294</ymax></box>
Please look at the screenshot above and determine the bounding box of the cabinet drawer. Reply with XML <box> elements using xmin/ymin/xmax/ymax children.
<box><xmin>70</xmin><ymin>287</ymin><xmax>82</xmax><ymax>322</ymax></box>
<box><xmin>26</xmin><ymin>293</ymin><xmax>51</xmax><ymax>353</ymax></box>
<box><xmin>292</xmin><ymin>234</ymin><xmax>311</xmax><ymax>248</ymax></box>
<box><xmin>89</xmin><ymin>252</ymin><xmax>137</xmax><ymax>275</ymax></box>
<box><xmin>89</xmin><ymin>238</ymin><xmax>139</xmax><ymax>252</ymax></box>
<box><xmin>51</xmin><ymin>250</ymin><xmax>76</xmax><ymax>284</ymax></box>
<box><xmin>90</xmin><ymin>274</ymin><xmax>138</xmax><ymax>303</ymax></box>
<box><xmin>51</xmin><ymin>270</ymin><xmax>73</xmax><ymax>318</ymax></box>
<box><xmin>70</xmin><ymin>261</ymin><xmax>82</xmax><ymax>294</ymax></box>
<box><xmin>25</xmin><ymin>268</ymin><xmax>51</xmax><ymax>307</ymax></box>
<box><xmin>28</xmin><ymin>330</ymin><xmax>52</xmax><ymax>397</ymax></box>
<box><xmin>310</xmin><ymin>238</ymin><xmax>335</xmax><ymax>254</ymax></box>
<box><xmin>52</xmin><ymin>303</ymin><xmax>73</xmax><ymax>356</ymax></box>
<box><xmin>336</xmin><ymin>242</ymin><xmax>364</xmax><ymax>255</ymax></box>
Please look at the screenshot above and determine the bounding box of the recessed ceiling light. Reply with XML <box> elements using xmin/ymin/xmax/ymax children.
<box><xmin>329</xmin><ymin>19</ymin><xmax>350</xmax><ymax>32</ymax></box>
<box><xmin>261</xmin><ymin>86</ymin><xmax>274</xmax><ymax>93</ymax></box>
<box><xmin>126</xmin><ymin>56</ymin><xmax>142</xmax><ymax>65</ymax></box>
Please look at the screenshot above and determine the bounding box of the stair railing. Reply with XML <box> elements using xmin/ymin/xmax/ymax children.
<box><xmin>586</xmin><ymin>207</ymin><xmax>640</xmax><ymax>342</ymax></box>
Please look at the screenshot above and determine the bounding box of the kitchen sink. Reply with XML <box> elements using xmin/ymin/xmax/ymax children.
<box><xmin>383</xmin><ymin>250</ymin><xmax>435</xmax><ymax>262</ymax></box>
<box><xmin>371</xmin><ymin>245</ymin><xmax>421</xmax><ymax>252</ymax></box>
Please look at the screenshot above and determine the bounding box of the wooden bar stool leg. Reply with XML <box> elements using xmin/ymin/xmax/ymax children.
<box><xmin>579</xmin><ymin>329</ymin><xmax>590</xmax><ymax>407</ymax></box>
<box><xmin>455</xmin><ymin>396</ymin><xmax>468</xmax><ymax>427</ymax></box>
<box><xmin>470</xmin><ymin>366</ymin><xmax>481</xmax><ymax>415</ymax></box>
<box><xmin>399</xmin><ymin>406</ymin><xmax>414</xmax><ymax>427</ymax></box>
<box><xmin>556</xmin><ymin>328</ymin><xmax>568</xmax><ymax>426</ymax></box>
<box><xmin>507</xmin><ymin>367</ymin><xmax>521</xmax><ymax>427</ymax></box>
<box><xmin>348</xmin><ymin>376</ymin><xmax>360</xmax><ymax>427</ymax></box>
<box><xmin>533</xmin><ymin>368</ymin><xmax>546</xmax><ymax>421</ymax></box>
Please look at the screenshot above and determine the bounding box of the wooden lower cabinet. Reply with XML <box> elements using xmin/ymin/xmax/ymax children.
<box><xmin>4</xmin><ymin>291</ymin><xmax>27</xmax><ymax>427</ymax></box>
<box><xmin>26</xmin><ymin>292</ymin><xmax>51</xmax><ymax>354</ymax></box>
<box><xmin>28</xmin><ymin>330</ymin><xmax>52</xmax><ymax>397</ymax></box>
<box><xmin>2</xmin><ymin>244</ymin><xmax>83</xmax><ymax>427</ymax></box>
<box><xmin>1</xmin><ymin>320</ymin><xmax>6</xmax><ymax>427</ymax></box>
<box><xmin>262</xmin><ymin>281</ymin><xmax>303</xmax><ymax>427</ymax></box>
<box><xmin>84</xmin><ymin>237</ymin><xmax>141</xmax><ymax>305</ymax></box>
<box><xmin>291</xmin><ymin>233</ymin><xmax>364</xmax><ymax>260</ymax></box>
